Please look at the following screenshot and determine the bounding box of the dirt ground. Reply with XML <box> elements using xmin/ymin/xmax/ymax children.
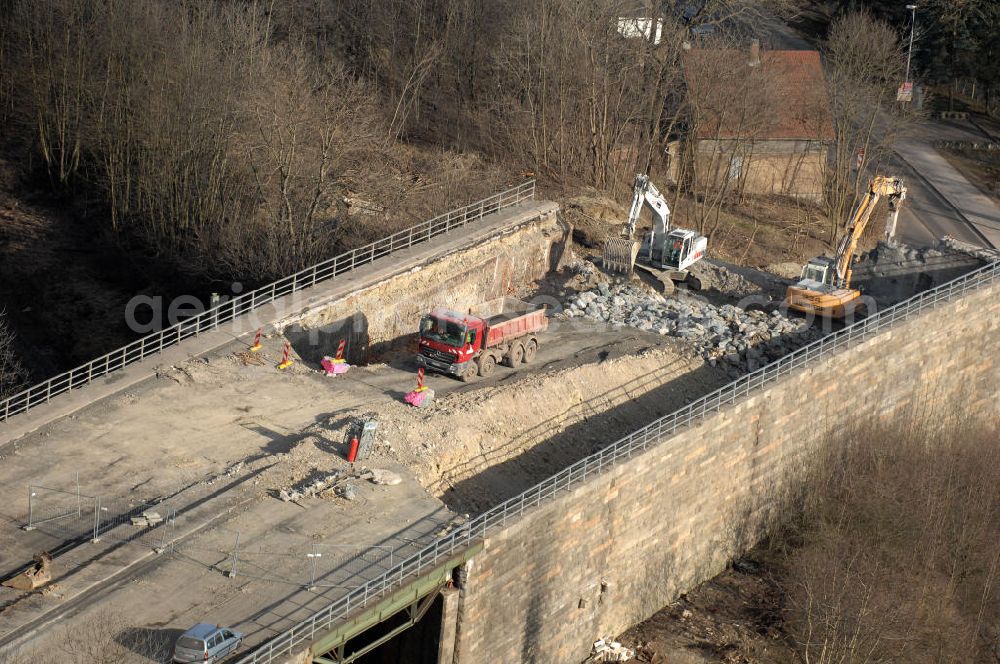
<box><xmin>616</xmin><ymin>553</ymin><xmax>797</xmax><ymax>664</ymax></box>
<box><xmin>309</xmin><ymin>340</ymin><xmax>727</xmax><ymax>514</ymax></box>
<box><xmin>557</xmin><ymin>189</ymin><xmax>830</xmax><ymax>276</ymax></box>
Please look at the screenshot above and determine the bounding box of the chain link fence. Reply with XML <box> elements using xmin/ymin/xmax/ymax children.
<box><xmin>0</xmin><ymin>180</ymin><xmax>536</xmax><ymax>423</ymax></box>
<box><xmin>233</xmin><ymin>259</ymin><xmax>1000</xmax><ymax>664</ymax></box>
<box><xmin>24</xmin><ymin>484</ymin><xmax>96</xmax><ymax>535</ymax></box>
<box><xmin>23</xmin><ymin>485</ymin><xmax>178</xmax><ymax>549</ymax></box>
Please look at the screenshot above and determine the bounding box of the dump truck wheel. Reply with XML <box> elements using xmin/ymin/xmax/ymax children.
<box><xmin>504</xmin><ymin>343</ymin><xmax>524</xmax><ymax>367</ymax></box>
<box><xmin>523</xmin><ymin>338</ymin><xmax>538</xmax><ymax>363</ymax></box>
<box><xmin>460</xmin><ymin>363</ymin><xmax>478</xmax><ymax>382</ymax></box>
<box><xmin>478</xmin><ymin>354</ymin><xmax>497</xmax><ymax>377</ymax></box>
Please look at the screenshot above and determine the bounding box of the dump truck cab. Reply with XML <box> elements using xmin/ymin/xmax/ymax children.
<box><xmin>417</xmin><ymin>308</ymin><xmax>482</xmax><ymax>376</ymax></box>
<box><xmin>417</xmin><ymin>299</ymin><xmax>546</xmax><ymax>381</ymax></box>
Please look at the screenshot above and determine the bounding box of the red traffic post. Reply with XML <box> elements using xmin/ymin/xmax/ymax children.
<box><xmin>347</xmin><ymin>436</ymin><xmax>360</xmax><ymax>463</ymax></box>
<box><xmin>335</xmin><ymin>339</ymin><xmax>346</xmax><ymax>362</ymax></box>
<box><xmin>404</xmin><ymin>367</ymin><xmax>433</xmax><ymax>406</ymax></box>
<box><xmin>250</xmin><ymin>328</ymin><xmax>263</xmax><ymax>352</ymax></box>
<box><xmin>277</xmin><ymin>342</ymin><xmax>294</xmax><ymax>370</ymax></box>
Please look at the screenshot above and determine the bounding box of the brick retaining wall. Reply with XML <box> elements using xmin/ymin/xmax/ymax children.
<box><xmin>453</xmin><ymin>281</ymin><xmax>999</xmax><ymax>663</ymax></box>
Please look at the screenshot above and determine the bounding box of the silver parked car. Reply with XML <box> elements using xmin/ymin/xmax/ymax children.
<box><xmin>173</xmin><ymin>623</ymin><xmax>243</xmax><ymax>663</ymax></box>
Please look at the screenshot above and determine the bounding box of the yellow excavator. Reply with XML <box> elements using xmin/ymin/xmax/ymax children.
<box><xmin>785</xmin><ymin>175</ymin><xmax>907</xmax><ymax>318</ymax></box>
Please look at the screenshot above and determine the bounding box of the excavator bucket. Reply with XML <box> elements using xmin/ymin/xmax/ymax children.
<box><xmin>602</xmin><ymin>237</ymin><xmax>641</xmax><ymax>275</ymax></box>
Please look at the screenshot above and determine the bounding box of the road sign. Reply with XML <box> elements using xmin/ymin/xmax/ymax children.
<box><xmin>897</xmin><ymin>82</ymin><xmax>913</xmax><ymax>102</ymax></box>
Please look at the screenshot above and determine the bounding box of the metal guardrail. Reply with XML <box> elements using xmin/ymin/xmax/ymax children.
<box><xmin>233</xmin><ymin>259</ymin><xmax>999</xmax><ymax>664</ymax></box>
<box><xmin>0</xmin><ymin>180</ymin><xmax>537</xmax><ymax>423</ymax></box>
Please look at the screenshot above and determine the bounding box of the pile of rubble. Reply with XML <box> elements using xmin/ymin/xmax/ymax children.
<box><xmin>561</xmin><ymin>281</ymin><xmax>822</xmax><ymax>376</ymax></box>
<box><xmin>589</xmin><ymin>637</ymin><xmax>634</xmax><ymax>662</ymax></box>
<box><xmin>277</xmin><ymin>467</ymin><xmax>402</xmax><ymax>503</ymax></box>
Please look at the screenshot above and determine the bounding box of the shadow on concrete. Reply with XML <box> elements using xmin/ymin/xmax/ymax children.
<box><xmin>286</xmin><ymin>313</ymin><xmax>370</xmax><ymax>369</ymax></box>
<box><xmin>115</xmin><ymin>626</ymin><xmax>183</xmax><ymax>661</ymax></box>
<box><xmin>238</xmin><ymin>421</ymin><xmax>299</xmax><ymax>455</ymax></box>
<box><xmin>854</xmin><ymin>247</ymin><xmax>985</xmax><ymax>306</ymax></box>
<box><xmin>437</xmin><ymin>358</ymin><xmax>730</xmax><ymax>514</ymax></box>
<box><xmin>235</xmin><ymin>504</ymin><xmax>458</xmax><ymax>641</ymax></box>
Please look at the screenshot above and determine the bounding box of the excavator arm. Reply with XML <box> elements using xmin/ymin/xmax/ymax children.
<box><xmin>619</xmin><ymin>174</ymin><xmax>671</xmax><ymax>240</ymax></box>
<box><xmin>785</xmin><ymin>174</ymin><xmax>906</xmax><ymax>319</ymax></box>
<box><xmin>834</xmin><ymin>175</ymin><xmax>906</xmax><ymax>288</ymax></box>
<box><xmin>605</xmin><ymin>174</ymin><xmax>672</xmax><ymax>274</ymax></box>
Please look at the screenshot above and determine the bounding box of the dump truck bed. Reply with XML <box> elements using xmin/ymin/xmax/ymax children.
<box><xmin>471</xmin><ymin>297</ymin><xmax>547</xmax><ymax>348</ymax></box>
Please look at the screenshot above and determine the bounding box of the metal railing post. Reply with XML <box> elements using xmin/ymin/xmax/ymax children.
<box><xmin>229</xmin><ymin>532</ymin><xmax>241</xmax><ymax>578</ymax></box>
<box><xmin>0</xmin><ymin>180</ymin><xmax>536</xmax><ymax>423</ymax></box>
<box><xmin>26</xmin><ymin>486</ymin><xmax>34</xmax><ymax>529</ymax></box>
<box><xmin>92</xmin><ymin>496</ymin><xmax>101</xmax><ymax>542</ymax></box>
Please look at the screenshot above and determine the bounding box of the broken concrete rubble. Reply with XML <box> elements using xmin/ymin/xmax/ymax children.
<box><xmin>369</xmin><ymin>469</ymin><xmax>402</xmax><ymax>486</ymax></box>
<box><xmin>590</xmin><ymin>637</ymin><xmax>634</xmax><ymax>662</ymax></box>
<box><xmin>279</xmin><ymin>470</ymin><xmax>350</xmax><ymax>502</ymax></box>
<box><xmin>560</xmin><ymin>281</ymin><xmax>822</xmax><ymax>377</ymax></box>
<box><xmin>278</xmin><ymin>466</ymin><xmax>405</xmax><ymax>502</ymax></box>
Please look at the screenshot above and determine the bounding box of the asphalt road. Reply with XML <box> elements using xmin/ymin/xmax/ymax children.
<box><xmin>887</xmin><ymin>147</ymin><xmax>992</xmax><ymax>248</ymax></box>
<box><xmin>758</xmin><ymin>10</ymin><xmax>998</xmax><ymax>249</ymax></box>
<box><xmin>894</xmin><ymin>129</ymin><xmax>1000</xmax><ymax>249</ymax></box>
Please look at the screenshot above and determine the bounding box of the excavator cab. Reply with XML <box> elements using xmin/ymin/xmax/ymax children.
<box><xmin>602</xmin><ymin>173</ymin><xmax>707</xmax><ymax>279</ymax></box>
<box><xmin>799</xmin><ymin>256</ymin><xmax>835</xmax><ymax>289</ymax></box>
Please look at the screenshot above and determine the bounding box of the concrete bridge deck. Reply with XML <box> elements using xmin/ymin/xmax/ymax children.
<box><xmin>0</xmin><ymin>199</ymin><xmax>564</xmax><ymax>656</ymax></box>
<box><xmin>0</xmin><ymin>201</ymin><xmax>558</xmax><ymax>446</ymax></box>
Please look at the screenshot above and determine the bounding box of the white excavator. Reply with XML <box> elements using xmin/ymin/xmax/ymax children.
<box><xmin>785</xmin><ymin>175</ymin><xmax>907</xmax><ymax>318</ymax></box>
<box><xmin>602</xmin><ymin>174</ymin><xmax>708</xmax><ymax>294</ymax></box>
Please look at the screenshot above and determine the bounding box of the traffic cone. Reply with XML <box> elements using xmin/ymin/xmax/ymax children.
<box><xmin>277</xmin><ymin>342</ymin><xmax>294</xmax><ymax>370</ymax></box>
<box><xmin>250</xmin><ymin>328</ymin><xmax>263</xmax><ymax>352</ymax></box>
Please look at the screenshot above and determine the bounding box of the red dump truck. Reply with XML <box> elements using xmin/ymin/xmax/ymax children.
<box><xmin>416</xmin><ymin>297</ymin><xmax>548</xmax><ymax>381</ymax></box>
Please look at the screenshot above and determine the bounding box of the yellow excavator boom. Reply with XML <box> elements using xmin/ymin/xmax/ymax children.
<box><xmin>785</xmin><ymin>175</ymin><xmax>906</xmax><ymax>318</ymax></box>
<box><xmin>834</xmin><ymin>175</ymin><xmax>907</xmax><ymax>290</ymax></box>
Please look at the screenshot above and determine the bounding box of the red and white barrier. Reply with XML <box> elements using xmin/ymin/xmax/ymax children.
<box><xmin>321</xmin><ymin>339</ymin><xmax>350</xmax><ymax>376</ymax></box>
<box><xmin>404</xmin><ymin>367</ymin><xmax>434</xmax><ymax>407</ymax></box>
<box><xmin>277</xmin><ymin>342</ymin><xmax>294</xmax><ymax>370</ymax></box>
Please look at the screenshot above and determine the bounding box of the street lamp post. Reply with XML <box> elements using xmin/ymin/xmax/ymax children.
<box><xmin>904</xmin><ymin>4</ymin><xmax>917</xmax><ymax>84</ymax></box>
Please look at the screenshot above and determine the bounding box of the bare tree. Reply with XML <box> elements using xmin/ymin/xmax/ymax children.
<box><xmin>0</xmin><ymin>311</ymin><xmax>25</xmax><ymax>400</ymax></box>
<box><xmin>823</xmin><ymin>10</ymin><xmax>914</xmax><ymax>243</ymax></box>
<box><xmin>236</xmin><ymin>52</ymin><xmax>381</xmax><ymax>278</ymax></box>
<box><xmin>675</xmin><ymin>40</ymin><xmax>790</xmax><ymax>239</ymax></box>
<box><xmin>779</xmin><ymin>405</ymin><xmax>1000</xmax><ymax>663</ymax></box>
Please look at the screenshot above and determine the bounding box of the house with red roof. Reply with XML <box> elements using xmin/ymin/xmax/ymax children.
<box><xmin>671</xmin><ymin>42</ymin><xmax>834</xmax><ymax>201</ymax></box>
